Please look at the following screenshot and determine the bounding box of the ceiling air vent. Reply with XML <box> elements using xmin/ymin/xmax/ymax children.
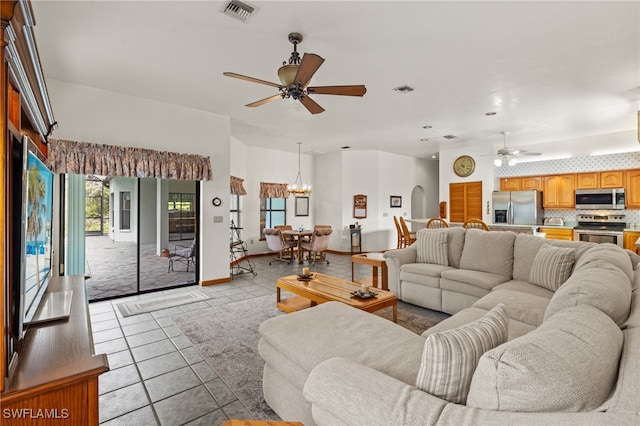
<box><xmin>222</xmin><ymin>0</ymin><xmax>255</xmax><ymax>23</ymax></box>
<box><xmin>443</xmin><ymin>135</ymin><xmax>458</xmax><ymax>139</ymax></box>
<box><xmin>392</xmin><ymin>85</ymin><xmax>414</xmax><ymax>93</ymax></box>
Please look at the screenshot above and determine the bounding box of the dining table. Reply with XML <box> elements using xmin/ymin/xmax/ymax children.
<box><xmin>281</xmin><ymin>229</ymin><xmax>314</xmax><ymax>264</ymax></box>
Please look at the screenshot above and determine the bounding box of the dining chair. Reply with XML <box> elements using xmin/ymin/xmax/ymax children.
<box><xmin>426</xmin><ymin>217</ymin><xmax>450</xmax><ymax>229</ymax></box>
<box><xmin>463</xmin><ymin>218</ymin><xmax>491</xmax><ymax>231</ymax></box>
<box><xmin>275</xmin><ymin>225</ymin><xmax>296</xmax><ymax>243</ymax></box>
<box><xmin>300</xmin><ymin>227</ymin><xmax>333</xmax><ymax>265</ymax></box>
<box><xmin>264</xmin><ymin>228</ymin><xmax>297</xmax><ymax>264</ymax></box>
<box><xmin>399</xmin><ymin>217</ymin><xmax>417</xmax><ymax>247</ymax></box>
<box><xmin>393</xmin><ymin>216</ymin><xmax>405</xmax><ymax>248</ymax></box>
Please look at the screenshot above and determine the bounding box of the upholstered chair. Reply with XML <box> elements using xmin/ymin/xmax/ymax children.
<box><xmin>300</xmin><ymin>227</ymin><xmax>333</xmax><ymax>265</ymax></box>
<box><xmin>264</xmin><ymin>228</ymin><xmax>297</xmax><ymax>265</ymax></box>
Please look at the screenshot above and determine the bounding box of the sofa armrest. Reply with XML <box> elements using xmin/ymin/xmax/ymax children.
<box><xmin>303</xmin><ymin>357</ymin><xmax>446</xmax><ymax>426</ymax></box>
<box><xmin>384</xmin><ymin>246</ymin><xmax>417</xmax><ymax>295</ymax></box>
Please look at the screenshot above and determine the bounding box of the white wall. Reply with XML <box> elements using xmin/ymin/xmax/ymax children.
<box><xmin>47</xmin><ymin>79</ymin><xmax>231</xmax><ymax>284</ymax></box>
<box><xmin>439</xmin><ymin>146</ymin><xmax>497</xmax><ymax>224</ymax></box>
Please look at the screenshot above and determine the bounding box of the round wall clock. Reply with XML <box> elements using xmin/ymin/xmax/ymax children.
<box><xmin>453</xmin><ymin>155</ymin><xmax>476</xmax><ymax>177</ymax></box>
<box><xmin>212</xmin><ymin>197</ymin><xmax>222</xmax><ymax>207</ymax></box>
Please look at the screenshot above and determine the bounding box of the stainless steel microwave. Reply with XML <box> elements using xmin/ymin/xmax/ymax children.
<box><xmin>575</xmin><ymin>188</ymin><xmax>625</xmax><ymax>210</ymax></box>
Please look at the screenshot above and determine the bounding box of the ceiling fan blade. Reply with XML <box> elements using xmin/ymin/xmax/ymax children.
<box><xmin>294</xmin><ymin>53</ymin><xmax>325</xmax><ymax>87</ymax></box>
<box><xmin>223</xmin><ymin>72</ymin><xmax>282</xmax><ymax>88</ymax></box>
<box><xmin>299</xmin><ymin>95</ymin><xmax>325</xmax><ymax>114</ymax></box>
<box><xmin>307</xmin><ymin>85</ymin><xmax>367</xmax><ymax>97</ymax></box>
<box><xmin>521</xmin><ymin>152</ymin><xmax>542</xmax><ymax>156</ymax></box>
<box><xmin>246</xmin><ymin>94</ymin><xmax>282</xmax><ymax>107</ymax></box>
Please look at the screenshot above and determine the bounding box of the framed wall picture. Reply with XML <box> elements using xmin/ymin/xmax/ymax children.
<box><xmin>353</xmin><ymin>194</ymin><xmax>367</xmax><ymax>219</ymax></box>
<box><xmin>295</xmin><ymin>196</ymin><xmax>309</xmax><ymax>217</ymax></box>
<box><xmin>390</xmin><ymin>195</ymin><xmax>402</xmax><ymax>208</ymax></box>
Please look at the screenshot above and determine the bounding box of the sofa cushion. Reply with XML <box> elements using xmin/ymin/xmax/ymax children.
<box><xmin>459</xmin><ymin>229</ymin><xmax>516</xmax><ymax>278</ymax></box>
<box><xmin>574</xmin><ymin>243</ymin><xmax>633</xmax><ymax>282</ymax></box>
<box><xmin>422</xmin><ymin>307</ymin><xmax>535</xmax><ymax>342</ymax></box>
<box><xmin>467</xmin><ymin>304</ymin><xmax>624</xmax><ymax>412</ymax></box>
<box><xmin>416</xmin><ymin>229</ymin><xmax>449</xmax><ymax>266</ymax></box>
<box><xmin>493</xmin><ymin>280</ymin><xmax>554</xmax><ymax>299</ymax></box>
<box><xmin>512</xmin><ymin>233</ymin><xmax>548</xmax><ymax>281</ymax></box>
<box><xmin>544</xmin><ymin>260</ymin><xmax>632</xmax><ymax>326</ymax></box>
<box><xmin>528</xmin><ymin>244</ymin><xmax>576</xmax><ymax>291</ymax></box>
<box><xmin>473</xmin><ymin>289</ymin><xmax>550</xmax><ymax>327</ymax></box>
<box><xmin>416</xmin><ymin>304</ymin><xmax>508</xmax><ymax>404</ymax></box>
<box><xmin>441</xmin><ymin>269</ymin><xmax>510</xmax><ymax>292</ymax></box>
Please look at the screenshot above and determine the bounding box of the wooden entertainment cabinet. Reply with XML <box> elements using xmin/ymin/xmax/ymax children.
<box><xmin>1</xmin><ymin>276</ymin><xmax>109</xmax><ymax>425</ymax></box>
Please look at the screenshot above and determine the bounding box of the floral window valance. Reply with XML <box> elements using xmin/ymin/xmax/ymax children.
<box><xmin>231</xmin><ymin>176</ymin><xmax>247</xmax><ymax>195</ymax></box>
<box><xmin>46</xmin><ymin>139</ymin><xmax>213</xmax><ymax>181</ymax></box>
<box><xmin>260</xmin><ymin>182</ymin><xmax>289</xmax><ymax>198</ymax></box>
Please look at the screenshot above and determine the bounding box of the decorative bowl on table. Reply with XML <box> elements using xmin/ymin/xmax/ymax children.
<box><xmin>296</xmin><ymin>273</ymin><xmax>313</xmax><ymax>281</ymax></box>
<box><xmin>351</xmin><ymin>290</ymin><xmax>377</xmax><ymax>299</ymax></box>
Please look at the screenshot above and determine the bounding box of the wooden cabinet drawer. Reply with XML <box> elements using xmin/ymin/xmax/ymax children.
<box><xmin>539</xmin><ymin>227</ymin><xmax>574</xmax><ymax>241</ymax></box>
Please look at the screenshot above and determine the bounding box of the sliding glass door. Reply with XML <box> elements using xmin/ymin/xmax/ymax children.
<box><xmin>75</xmin><ymin>176</ymin><xmax>198</xmax><ymax>301</ymax></box>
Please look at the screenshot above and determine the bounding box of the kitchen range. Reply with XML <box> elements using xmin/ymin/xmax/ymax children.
<box><xmin>573</xmin><ymin>214</ymin><xmax>625</xmax><ymax>247</ymax></box>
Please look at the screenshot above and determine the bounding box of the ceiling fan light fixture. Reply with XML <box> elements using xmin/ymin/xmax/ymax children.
<box><xmin>288</xmin><ymin>142</ymin><xmax>312</xmax><ymax>197</ymax></box>
<box><xmin>278</xmin><ymin>64</ymin><xmax>299</xmax><ymax>86</ymax></box>
<box><xmin>494</xmin><ymin>157</ymin><xmax>503</xmax><ymax>167</ymax></box>
<box><xmin>508</xmin><ymin>157</ymin><xmax>518</xmax><ymax>166</ymax></box>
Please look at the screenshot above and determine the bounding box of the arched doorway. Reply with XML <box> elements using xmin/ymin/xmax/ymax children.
<box><xmin>410</xmin><ymin>186</ymin><xmax>426</xmax><ymax>232</ymax></box>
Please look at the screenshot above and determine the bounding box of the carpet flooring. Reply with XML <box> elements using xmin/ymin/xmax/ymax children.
<box><xmin>172</xmin><ymin>294</ymin><xmax>442</xmax><ymax>420</ymax></box>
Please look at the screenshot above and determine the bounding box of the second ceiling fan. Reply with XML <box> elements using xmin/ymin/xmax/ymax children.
<box><xmin>223</xmin><ymin>32</ymin><xmax>366</xmax><ymax>114</ymax></box>
<box><xmin>490</xmin><ymin>131</ymin><xmax>542</xmax><ymax>166</ymax></box>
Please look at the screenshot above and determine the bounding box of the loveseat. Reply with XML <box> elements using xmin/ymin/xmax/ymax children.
<box><xmin>258</xmin><ymin>228</ymin><xmax>640</xmax><ymax>425</ymax></box>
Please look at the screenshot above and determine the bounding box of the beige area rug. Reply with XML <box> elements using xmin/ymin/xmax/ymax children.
<box><xmin>116</xmin><ymin>290</ymin><xmax>209</xmax><ymax>317</ymax></box>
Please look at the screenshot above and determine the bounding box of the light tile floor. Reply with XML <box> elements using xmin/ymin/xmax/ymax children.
<box><xmin>90</xmin><ymin>252</ymin><xmax>433</xmax><ymax>425</ymax></box>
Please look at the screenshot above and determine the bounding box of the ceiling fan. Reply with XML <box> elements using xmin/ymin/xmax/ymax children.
<box><xmin>489</xmin><ymin>131</ymin><xmax>542</xmax><ymax>166</ymax></box>
<box><xmin>223</xmin><ymin>32</ymin><xmax>366</xmax><ymax>114</ymax></box>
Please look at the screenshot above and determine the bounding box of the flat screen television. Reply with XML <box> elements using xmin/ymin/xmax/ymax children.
<box><xmin>19</xmin><ymin>135</ymin><xmax>54</xmax><ymax>326</ymax></box>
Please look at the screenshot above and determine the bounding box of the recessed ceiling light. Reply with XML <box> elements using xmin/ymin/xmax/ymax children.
<box><xmin>341</xmin><ymin>146</ymin><xmax>351</xmax><ymax>149</ymax></box>
<box><xmin>485</xmin><ymin>112</ymin><xmax>497</xmax><ymax>116</ymax></box>
<box><xmin>422</xmin><ymin>125</ymin><xmax>432</xmax><ymax>129</ymax></box>
<box><xmin>443</xmin><ymin>135</ymin><xmax>458</xmax><ymax>139</ymax></box>
<box><xmin>431</xmin><ymin>155</ymin><xmax>437</xmax><ymax>159</ymax></box>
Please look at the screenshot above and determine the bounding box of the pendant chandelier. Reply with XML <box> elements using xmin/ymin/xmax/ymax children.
<box><xmin>287</xmin><ymin>142</ymin><xmax>312</xmax><ymax>197</ymax></box>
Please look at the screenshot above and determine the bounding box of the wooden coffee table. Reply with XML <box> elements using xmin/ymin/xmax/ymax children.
<box><xmin>276</xmin><ymin>272</ymin><xmax>397</xmax><ymax>322</ymax></box>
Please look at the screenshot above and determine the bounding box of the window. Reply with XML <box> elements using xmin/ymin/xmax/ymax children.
<box><xmin>260</xmin><ymin>197</ymin><xmax>286</xmax><ymax>237</ymax></box>
<box><xmin>168</xmin><ymin>192</ymin><xmax>196</xmax><ymax>241</ymax></box>
<box><xmin>230</xmin><ymin>194</ymin><xmax>240</xmax><ymax>230</ymax></box>
<box><xmin>120</xmin><ymin>191</ymin><xmax>131</xmax><ymax>230</ymax></box>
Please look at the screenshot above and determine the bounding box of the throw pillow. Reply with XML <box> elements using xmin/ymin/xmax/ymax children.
<box><xmin>529</xmin><ymin>244</ymin><xmax>576</xmax><ymax>291</ymax></box>
<box><xmin>416</xmin><ymin>230</ymin><xmax>449</xmax><ymax>266</ymax></box>
<box><xmin>415</xmin><ymin>303</ymin><xmax>508</xmax><ymax>404</ymax></box>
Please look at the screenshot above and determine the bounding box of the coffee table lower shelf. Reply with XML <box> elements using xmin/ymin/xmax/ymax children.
<box><xmin>277</xmin><ymin>296</ymin><xmax>317</xmax><ymax>313</ymax></box>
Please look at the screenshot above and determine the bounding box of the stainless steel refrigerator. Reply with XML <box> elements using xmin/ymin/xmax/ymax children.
<box><xmin>492</xmin><ymin>190</ymin><xmax>544</xmax><ymax>225</ymax></box>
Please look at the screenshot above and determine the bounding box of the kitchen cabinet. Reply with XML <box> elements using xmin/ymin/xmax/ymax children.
<box><xmin>543</xmin><ymin>174</ymin><xmax>576</xmax><ymax>209</ymax></box>
<box><xmin>500</xmin><ymin>178</ymin><xmax>521</xmax><ymax>191</ymax></box>
<box><xmin>625</xmin><ymin>169</ymin><xmax>640</xmax><ymax>209</ymax></box>
<box><xmin>576</xmin><ymin>172</ymin><xmax>599</xmax><ymax>189</ymax></box>
<box><xmin>540</xmin><ymin>227</ymin><xmax>574</xmax><ymax>241</ymax></box>
<box><xmin>449</xmin><ymin>181</ymin><xmax>483</xmax><ymax>223</ymax></box>
<box><xmin>521</xmin><ymin>176</ymin><xmax>543</xmax><ymax>191</ymax></box>
<box><xmin>624</xmin><ymin>231</ymin><xmax>640</xmax><ymax>254</ymax></box>
<box><xmin>601</xmin><ymin>171</ymin><xmax>624</xmax><ymax>188</ymax></box>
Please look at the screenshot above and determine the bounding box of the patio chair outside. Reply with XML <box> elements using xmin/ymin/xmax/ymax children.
<box><xmin>168</xmin><ymin>238</ymin><xmax>196</xmax><ymax>272</ymax></box>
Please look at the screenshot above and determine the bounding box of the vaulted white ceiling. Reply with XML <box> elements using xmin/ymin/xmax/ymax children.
<box><xmin>32</xmin><ymin>1</ymin><xmax>640</xmax><ymax>161</ymax></box>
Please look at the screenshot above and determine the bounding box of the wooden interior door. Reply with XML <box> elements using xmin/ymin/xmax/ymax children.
<box><xmin>449</xmin><ymin>181</ymin><xmax>483</xmax><ymax>223</ymax></box>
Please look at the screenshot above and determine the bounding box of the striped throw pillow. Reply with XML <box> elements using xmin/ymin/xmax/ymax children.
<box><xmin>416</xmin><ymin>303</ymin><xmax>509</xmax><ymax>404</ymax></box>
<box><xmin>416</xmin><ymin>230</ymin><xmax>449</xmax><ymax>266</ymax></box>
<box><xmin>529</xmin><ymin>244</ymin><xmax>576</xmax><ymax>291</ymax></box>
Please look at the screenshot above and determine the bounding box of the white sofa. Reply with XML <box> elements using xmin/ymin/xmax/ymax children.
<box><xmin>258</xmin><ymin>229</ymin><xmax>640</xmax><ymax>425</ymax></box>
